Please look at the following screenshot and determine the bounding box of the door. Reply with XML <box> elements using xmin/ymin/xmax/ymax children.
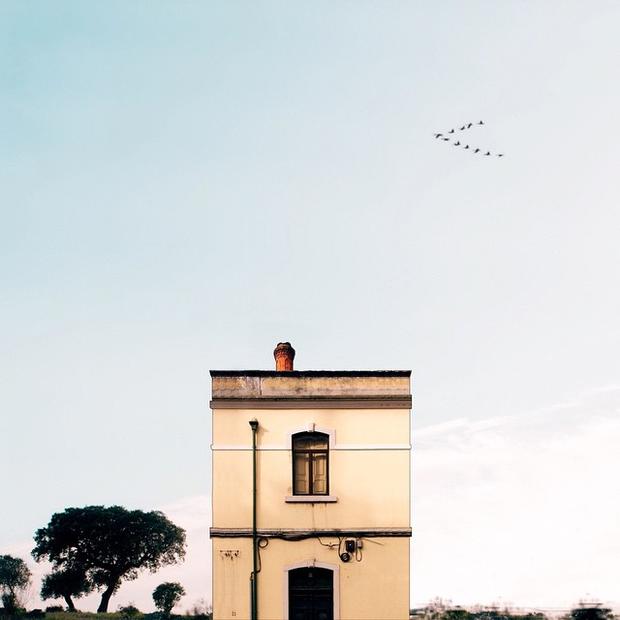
<box><xmin>288</xmin><ymin>567</ymin><xmax>334</xmax><ymax>620</ymax></box>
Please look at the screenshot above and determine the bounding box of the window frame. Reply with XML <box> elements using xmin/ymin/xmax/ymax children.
<box><xmin>291</xmin><ymin>431</ymin><xmax>330</xmax><ymax>496</ymax></box>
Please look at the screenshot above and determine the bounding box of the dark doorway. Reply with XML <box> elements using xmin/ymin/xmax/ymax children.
<box><xmin>288</xmin><ymin>567</ymin><xmax>334</xmax><ymax>620</ymax></box>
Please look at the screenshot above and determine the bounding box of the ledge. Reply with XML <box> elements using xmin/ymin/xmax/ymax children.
<box><xmin>210</xmin><ymin>527</ymin><xmax>412</xmax><ymax>539</ymax></box>
<box><xmin>210</xmin><ymin>370</ymin><xmax>411</xmax><ymax>377</ymax></box>
<box><xmin>210</xmin><ymin>373</ymin><xmax>412</xmax><ymax>403</ymax></box>
<box><xmin>285</xmin><ymin>495</ymin><xmax>338</xmax><ymax>503</ymax></box>
<box><xmin>210</xmin><ymin>397</ymin><xmax>412</xmax><ymax>410</ymax></box>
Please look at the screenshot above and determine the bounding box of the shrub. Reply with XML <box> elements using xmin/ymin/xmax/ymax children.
<box><xmin>119</xmin><ymin>604</ymin><xmax>141</xmax><ymax>618</ymax></box>
<box><xmin>1</xmin><ymin>593</ymin><xmax>18</xmax><ymax>614</ymax></box>
<box><xmin>185</xmin><ymin>599</ymin><xmax>211</xmax><ymax>620</ymax></box>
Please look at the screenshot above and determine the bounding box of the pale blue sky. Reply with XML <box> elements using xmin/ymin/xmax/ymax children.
<box><xmin>2</xmin><ymin>1</ymin><xmax>620</xmax><ymax>610</ymax></box>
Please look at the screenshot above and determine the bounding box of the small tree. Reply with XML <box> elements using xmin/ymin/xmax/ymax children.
<box><xmin>40</xmin><ymin>567</ymin><xmax>92</xmax><ymax>612</ymax></box>
<box><xmin>0</xmin><ymin>555</ymin><xmax>32</xmax><ymax>613</ymax></box>
<box><xmin>153</xmin><ymin>582</ymin><xmax>185</xmax><ymax>618</ymax></box>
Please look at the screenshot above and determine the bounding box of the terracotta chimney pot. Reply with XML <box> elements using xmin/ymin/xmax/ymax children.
<box><xmin>274</xmin><ymin>342</ymin><xmax>295</xmax><ymax>371</ymax></box>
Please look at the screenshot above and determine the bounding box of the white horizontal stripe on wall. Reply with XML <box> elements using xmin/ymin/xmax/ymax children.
<box><xmin>211</xmin><ymin>443</ymin><xmax>411</xmax><ymax>451</ymax></box>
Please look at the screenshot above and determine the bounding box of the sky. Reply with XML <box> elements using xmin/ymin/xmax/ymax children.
<box><xmin>1</xmin><ymin>0</ymin><xmax>619</xmax><ymax>613</ymax></box>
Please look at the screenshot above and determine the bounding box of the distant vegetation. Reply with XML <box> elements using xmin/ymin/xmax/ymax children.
<box><xmin>0</xmin><ymin>611</ymin><xmax>211</xmax><ymax>620</ymax></box>
<box><xmin>411</xmin><ymin>600</ymin><xmax>617</xmax><ymax>620</ymax></box>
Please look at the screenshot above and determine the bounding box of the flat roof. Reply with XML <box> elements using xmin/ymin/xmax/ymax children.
<box><xmin>209</xmin><ymin>370</ymin><xmax>411</xmax><ymax>377</ymax></box>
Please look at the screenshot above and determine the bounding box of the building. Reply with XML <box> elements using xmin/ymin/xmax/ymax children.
<box><xmin>210</xmin><ymin>343</ymin><xmax>412</xmax><ymax>620</ymax></box>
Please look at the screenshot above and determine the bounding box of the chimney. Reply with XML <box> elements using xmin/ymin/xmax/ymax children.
<box><xmin>274</xmin><ymin>342</ymin><xmax>295</xmax><ymax>371</ymax></box>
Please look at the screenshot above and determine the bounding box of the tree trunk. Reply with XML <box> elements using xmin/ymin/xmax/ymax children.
<box><xmin>63</xmin><ymin>595</ymin><xmax>76</xmax><ymax>612</ymax></box>
<box><xmin>97</xmin><ymin>583</ymin><xmax>117</xmax><ymax>613</ymax></box>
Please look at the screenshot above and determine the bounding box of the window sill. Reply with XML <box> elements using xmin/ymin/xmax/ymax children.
<box><xmin>285</xmin><ymin>495</ymin><xmax>338</xmax><ymax>503</ymax></box>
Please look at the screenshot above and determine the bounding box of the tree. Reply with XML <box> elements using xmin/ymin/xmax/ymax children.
<box><xmin>0</xmin><ymin>555</ymin><xmax>32</xmax><ymax>613</ymax></box>
<box><xmin>32</xmin><ymin>506</ymin><xmax>186</xmax><ymax>612</ymax></box>
<box><xmin>40</xmin><ymin>566</ymin><xmax>92</xmax><ymax>612</ymax></box>
<box><xmin>152</xmin><ymin>582</ymin><xmax>185</xmax><ymax>618</ymax></box>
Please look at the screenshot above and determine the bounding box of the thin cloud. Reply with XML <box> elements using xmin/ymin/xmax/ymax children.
<box><xmin>413</xmin><ymin>387</ymin><xmax>620</xmax><ymax>610</ymax></box>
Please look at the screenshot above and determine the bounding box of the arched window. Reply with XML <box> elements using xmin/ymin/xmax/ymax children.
<box><xmin>292</xmin><ymin>432</ymin><xmax>329</xmax><ymax>495</ymax></box>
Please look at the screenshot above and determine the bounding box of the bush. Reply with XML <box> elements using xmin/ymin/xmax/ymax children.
<box><xmin>119</xmin><ymin>604</ymin><xmax>141</xmax><ymax>618</ymax></box>
<box><xmin>1</xmin><ymin>593</ymin><xmax>18</xmax><ymax>614</ymax></box>
<box><xmin>45</xmin><ymin>606</ymin><xmax>64</xmax><ymax>613</ymax></box>
<box><xmin>566</xmin><ymin>606</ymin><xmax>614</xmax><ymax>620</ymax></box>
<box><xmin>25</xmin><ymin>610</ymin><xmax>44</xmax><ymax>618</ymax></box>
<box><xmin>185</xmin><ymin>599</ymin><xmax>211</xmax><ymax>620</ymax></box>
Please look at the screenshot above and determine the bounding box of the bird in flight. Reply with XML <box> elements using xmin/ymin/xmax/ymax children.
<box><xmin>433</xmin><ymin>120</ymin><xmax>505</xmax><ymax>159</ymax></box>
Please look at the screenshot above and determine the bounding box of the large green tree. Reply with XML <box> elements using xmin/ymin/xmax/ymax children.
<box><xmin>0</xmin><ymin>555</ymin><xmax>32</xmax><ymax>612</ymax></box>
<box><xmin>32</xmin><ymin>506</ymin><xmax>186</xmax><ymax>612</ymax></box>
<box><xmin>40</xmin><ymin>566</ymin><xmax>92</xmax><ymax>612</ymax></box>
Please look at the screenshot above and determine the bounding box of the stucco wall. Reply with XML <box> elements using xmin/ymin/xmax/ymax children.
<box><xmin>213</xmin><ymin>407</ymin><xmax>410</xmax><ymax>447</ymax></box>
<box><xmin>212</xmin><ymin>408</ymin><xmax>410</xmax><ymax>529</ymax></box>
<box><xmin>213</xmin><ymin>537</ymin><xmax>410</xmax><ymax>620</ymax></box>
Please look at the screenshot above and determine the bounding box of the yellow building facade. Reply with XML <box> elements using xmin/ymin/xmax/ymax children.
<box><xmin>210</xmin><ymin>344</ymin><xmax>412</xmax><ymax>620</ymax></box>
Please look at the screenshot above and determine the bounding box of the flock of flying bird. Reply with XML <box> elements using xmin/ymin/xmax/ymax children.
<box><xmin>434</xmin><ymin>120</ymin><xmax>504</xmax><ymax>157</ymax></box>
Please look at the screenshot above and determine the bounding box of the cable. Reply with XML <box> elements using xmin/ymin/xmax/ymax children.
<box><xmin>256</xmin><ymin>537</ymin><xmax>269</xmax><ymax>573</ymax></box>
<box><xmin>355</xmin><ymin>539</ymin><xmax>362</xmax><ymax>562</ymax></box>
<box><xmin>316</xmin><ymin>536</ymin><xmax>338</xmax><ymax>550</ymax></box>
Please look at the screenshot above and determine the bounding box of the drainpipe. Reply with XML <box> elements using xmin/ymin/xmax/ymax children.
<box><xmin>249</xmin><ymin>418</ymin><xmax>259</xmax><ymax>620</ymax></box>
